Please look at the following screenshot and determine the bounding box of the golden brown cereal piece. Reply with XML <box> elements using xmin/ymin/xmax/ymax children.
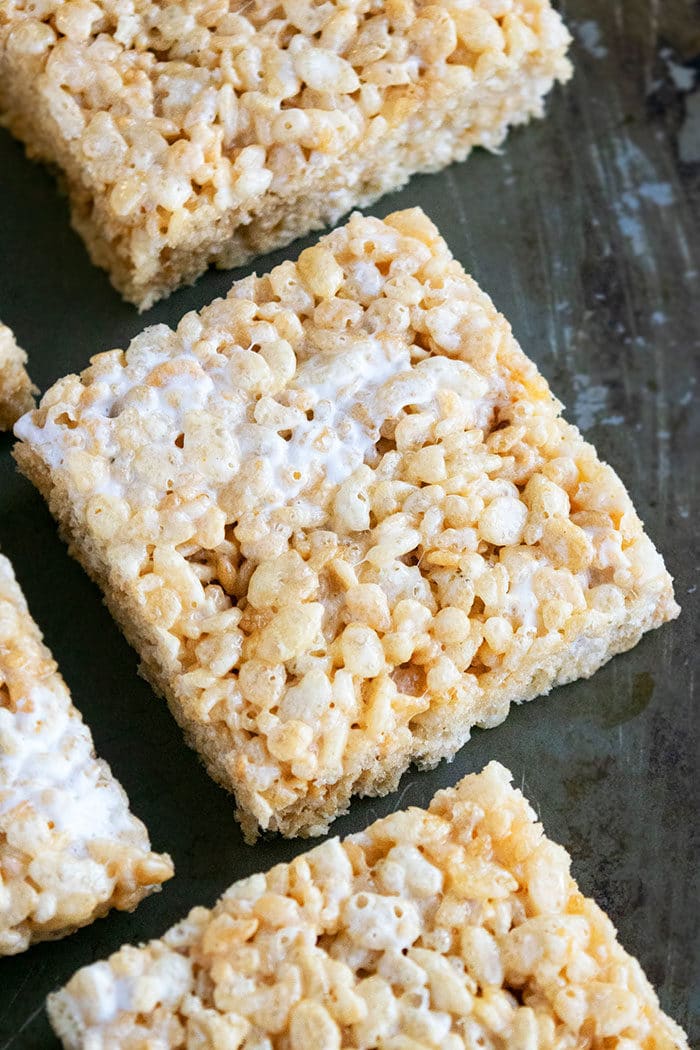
<box><xmin>46</xmin><ymin>762</ymin><xmax>689</xmax><ymax>1050</ymax></box>
<box><xmin>0</xmin><ymin>553</ymin><xmax>173</xmax><ymax>955</ymax></box>
<box><xmin>0</xmin><ymin>322</ymin><xmax>36</xmax><ymax>429</ymax></box>
<box><xmin>14</xmin><ymin>209</ymin><xmax>679</xmax><ymax>841</ymax></box>
<box><xmin>0</xmin><ymin>1</ymin><xmax>571</xmax><ymax>308</ymax></box>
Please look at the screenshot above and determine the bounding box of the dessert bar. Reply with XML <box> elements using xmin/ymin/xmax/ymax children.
<box><xmin>48</xmin><ymin>762</ymin><xmax>689</xmax><ymax>1049</ymax></box>
<box><xmin>0</xmin><ymin>553</ymin><xmax>173</xmax><ymax>954</ymax></box>
<box><xmin>15</xmin><ymin>209</ymin><xmax>679</xmax><ymax>840</ymax></box>
<box><xmin>1</xmin><ymin>1</ymin><xmax>571</xmax><ymax>307</ymax></box>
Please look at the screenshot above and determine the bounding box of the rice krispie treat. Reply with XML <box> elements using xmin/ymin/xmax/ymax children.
<box><xmin>0</xmin><ymin>553</ymin><xmax>173</xmax><ymax>955</ymax></box>
<box><xmin>47</xmin><ymin>761</ymin><xmax>689</xmax><ymax>1049</ymax></box>
<box><xmin>0</xmin><ymin>0</ymin><xmax>571</xmax><ymax>308</ymax></box>
<box><xmin>14</xmin><ymin>209</ymin><xmax>679</xmax><ymax>841</ymax></box>
<box><xmin>0</xmin><ymin>321</ymin><xmax>36</xmax><ymax>430</ymax></box>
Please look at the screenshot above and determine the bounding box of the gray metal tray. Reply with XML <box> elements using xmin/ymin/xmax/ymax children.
<box><xmin>1</xmin><ymin>1</ymin><xmax>698</xmax><ymax>1044</ymax></box>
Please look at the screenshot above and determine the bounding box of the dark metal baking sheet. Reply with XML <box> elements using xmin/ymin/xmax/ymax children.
<box><xmin>1</xmin><ymin>1</ymin><xmax>698</xmax><ymax>1044</ymax></box>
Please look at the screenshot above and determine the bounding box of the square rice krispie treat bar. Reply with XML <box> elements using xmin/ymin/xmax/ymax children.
<box><xmin>14</xmin><ymin>209</ymin><xmax>679</xmax><ymax>841</ymax></box>
<box><xmin>0</xmin><ymin>552</ymin><xmax>173</xmax><ymax>955</ymax></box>
<box><xmin>47</xmin><ymin>761</ymin><xmax>690</xmax><ymax>1049</ymax></box>
<box><xmin>0</xmin><ymin>321</ymin><xmax>36</xmax><ymax>430</ymax></box>
<box><xmin>0</xmin><ymin>0</ymin><xmax>571</xmax><ymax>308</ymax></box>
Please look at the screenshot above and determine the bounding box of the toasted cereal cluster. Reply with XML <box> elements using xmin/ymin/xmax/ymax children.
<box><xmin>14</xmin><ymin>210</ymin><xmax>679</xmax><ymax>841</ymax></box>
<box><xmin>47</xmin><ymin>762</ymin><xmax>689</xmax><ymax>1049</ymax></box>
<box><xmin>0</xmin><ymin>321</ymin><xmax>35</xmax><ymax>429</ymax></box>
<box><xmin>0</xmin><ymin>553</ymin><xmax>173</xmax><ymax>955</ymax></box>
<box><xmin>0</xmin><ymin>0</ymin><xmax>571</xmax><ymax>306</ymax></box>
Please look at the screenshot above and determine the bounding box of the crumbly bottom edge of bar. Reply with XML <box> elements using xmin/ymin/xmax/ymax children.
<box><xmin>4</xmin><ymin>895</ymin><xmax>162</xmax><ymax>960</ymax></box>
<box><xmin>0</xmin><ymin>50</ymin><xmax>567</xmax><ymax>309</ymax></box>
<box><xmin>14</xmin><ymin>443</ymin><xmax>678</xmax><ymax>844</ymax></box>
<box><xmin>144</xmin><ymin>590</ymin><xmax>678</xmax><ymax>844</ymax></box>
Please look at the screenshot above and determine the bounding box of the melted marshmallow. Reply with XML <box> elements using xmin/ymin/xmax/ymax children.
<box><xmin>505</xmin><ymin>564</ymin><xmax>540</xmax><ymax>633</ymax></box>
<box><xmin>0</xmin><ymin>682</ymin><xmax>136</xmax><ymax>850</ymax></box>
<box><xmin>16</xmin><ymin>333</ymin><xmax>495</xmax><ymax>526</ymax></box>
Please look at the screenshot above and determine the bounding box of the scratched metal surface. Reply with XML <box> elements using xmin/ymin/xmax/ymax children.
<box><xmin>0</xmin><ymin>0</ymin><xmax>698</xmax><ymax>1044</ymax></box>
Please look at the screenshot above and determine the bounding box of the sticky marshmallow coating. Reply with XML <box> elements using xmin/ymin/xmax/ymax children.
<box><xmin>47</xmin><ymin>762</ymin><xmax>689</xmax><ymax>1050</ymax></box>
<box><xmin>0</xmin><ymin>554</ymin><xmax>173</xmax><ymax>955</ymax></box>
<box><xmin>0</xmin><ymin>0</ymin><xmax>571</xmax><ymax>306</ymax></box>
<box><xmin>14</xmin><ymin>209</ymin><xmax>679</xmax><ymax>841</ymax></box>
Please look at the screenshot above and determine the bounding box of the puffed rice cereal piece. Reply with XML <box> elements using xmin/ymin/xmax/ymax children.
<box><xmin>0</xmin><ymin>552</ymin><xmax>173</xmax><ymax>955</ymax></box>
<box><xmin>0</xmin><ymin>321</ymin><xmax>36</xmax><ymax>429</ymax></box>
<box><xmin>46</xmin><ymin>762</ymin><xmax>689</xmax><ymax>1049</ymax></box>
<box><xmin>0</xmin><ymin>0</ymin><xmax>571</xmax><ymax>307</ymax></box>
<box><xmin>14</xmin><ymin>209</ymin><xmax>679</xmax><ymax>840</ymax></box>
